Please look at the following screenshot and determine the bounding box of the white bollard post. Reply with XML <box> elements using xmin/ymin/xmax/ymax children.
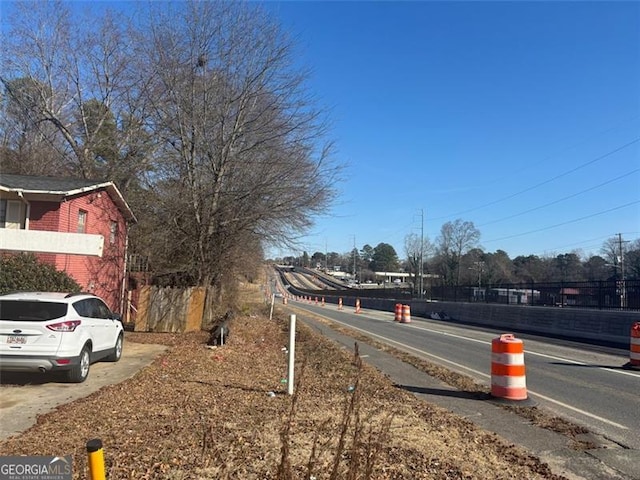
<box><xmin>269</xmin><ymin>294</ymin><xmax>275</xmax><ymax>320</ymax></box>
<box><xmin>288</xmin><ymin>314</ymin><xmax>296</xmax><ymax>395</ymax></box>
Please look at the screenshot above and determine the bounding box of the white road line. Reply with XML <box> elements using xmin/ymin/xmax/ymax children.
<box><xmin>312</xmin><ymin>307</ymin><xmax>637</xmax><ymax>378</ymax></box>
<box><xmin>405</xmin><ymin>323</ymin><xmax>638</xmax><ymax>378</ymax></box>
<box><xmin>526</xmin><ymin>390</ymin><xmax>628</xmax><ymax>430</ymax></box>
<box><xmin>329</xmin><ymin>318</ymin><xmax>490</xmax><ymax>378</ymax></box>
<box><xmin>522</xmin><ymin>350</ymin><xmax>640</xmax><ymax>377</ymax></box>
<box><xmin>310</xmin><ymin>315</ymin><xmax>630</xmax><ymax>431</ymax></box>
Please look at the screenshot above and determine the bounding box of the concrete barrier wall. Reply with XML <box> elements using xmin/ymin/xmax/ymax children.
<box><xmin>319</xmin><ymin>294</ymin><xmax>638</xmax><ymax>347</ymax></box>
<box><xmin>413</xmin><ymin>301</ymin><xmax>638</xmax><ymax>347</ymax></box>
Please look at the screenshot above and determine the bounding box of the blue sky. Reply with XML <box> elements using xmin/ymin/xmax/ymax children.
<box><xmin>264</xmin><ymin>1</ymin><xmax>640</xmax><ymax>260</ymax></box>
<box><xmin>2</xmin><ymin>1</ymin><xmax>638</xmax><ymax>261</ymax></box>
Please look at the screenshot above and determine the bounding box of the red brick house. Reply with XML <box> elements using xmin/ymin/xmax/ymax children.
<box><xmin>0</xmin><ymin>174</ymin><xmax>136</xmax><ymax>312</ymax></box>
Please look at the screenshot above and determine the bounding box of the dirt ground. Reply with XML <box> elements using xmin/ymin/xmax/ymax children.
<box><xmin>0</xmin><ymin>342</ymin><xmax>167</xmax><ymax>440</ymax></box>
<box><xmin>0</xmin><ymin>283</ymin><xmax>569</xmax><ymax>479</ymax></box>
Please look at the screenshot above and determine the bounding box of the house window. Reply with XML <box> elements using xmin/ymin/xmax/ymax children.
<box><xmin>77</xmin><ymin>210</ymin><xmax>87</xmax><ymax>233</ymax></box>
<box><xmin>110</xmin><ymin>221</ymin><xmax>118</xmax><ymax>244</ymax></box>
<box><xmin>0</xmin><ymin>199</ymin><xmax>23</xmax><ymax>229</ymax></box>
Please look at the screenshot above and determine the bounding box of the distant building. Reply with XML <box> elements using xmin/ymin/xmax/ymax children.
<box><xmin>559</xmin><ymin>287</ymin><xmax>580</xmax><ymax>306</ymax></box>
<box><xmin>374</xmin><ymin>271</ymin><xmax>439</xmax><ymax>284</ymax></box>
<box><xmin>482</xmin><ymin>287</ymin><xmax>540</xmax><ymax>305</ymax></box>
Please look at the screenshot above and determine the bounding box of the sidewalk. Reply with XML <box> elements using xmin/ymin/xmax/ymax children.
<box><xmin>297</xmin><ymin>314</ymin><xmax>639</xmax><ymax>480</ymax></box>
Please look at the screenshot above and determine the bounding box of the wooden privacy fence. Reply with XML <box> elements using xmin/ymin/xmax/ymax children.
<box><xmin>133</xmin><ymin>286</ymin><xmax>218</xmax><ymax>333</ymax></box>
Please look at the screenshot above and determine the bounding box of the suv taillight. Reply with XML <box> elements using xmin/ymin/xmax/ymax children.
<box><xmin>46</xmin><ymin>320</ymin><xmax>81</xmax><ymax>332</ymax></box>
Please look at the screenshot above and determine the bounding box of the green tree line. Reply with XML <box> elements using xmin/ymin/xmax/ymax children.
<box><xmin>277</xmin><ymin>222</ymin><xmax>640</xmax><ymax>287</ymax></box>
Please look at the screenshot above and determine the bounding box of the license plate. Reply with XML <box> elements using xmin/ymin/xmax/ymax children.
<box><xmin>6</xmin><ymin>335</ymin><xmax>27</xmax><ymax>345</ymax></box>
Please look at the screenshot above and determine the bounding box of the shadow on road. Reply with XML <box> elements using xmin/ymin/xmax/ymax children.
<box><xmin>395</xmin><ymin>384</ymin><xmax>490</xmax><ymax>401</ymax></box>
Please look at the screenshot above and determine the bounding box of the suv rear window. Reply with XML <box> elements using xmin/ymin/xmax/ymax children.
<box><xmin>0</xmin><ymin>300</ymin><xmax>68</xmax><ymax>321</ymax></box>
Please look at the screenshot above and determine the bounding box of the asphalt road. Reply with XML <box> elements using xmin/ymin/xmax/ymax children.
<box><xmin>0</xmin><ymin>339</ymin><xmax>167</xmax><ymax>441</ymax></box>
<box><xmin>285</xmin><ymin>300</ymin><xmax>640</xmax><ymax>479</ymax></box>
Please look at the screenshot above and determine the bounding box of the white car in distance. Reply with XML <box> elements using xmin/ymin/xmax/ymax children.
<box><xmin>0</xmin><ymin>292</ymin><xmax>124</xmax><ymax>382</ymax></box>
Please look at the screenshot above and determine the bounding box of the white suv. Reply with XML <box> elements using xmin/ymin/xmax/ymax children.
<box><xmin>0</xmin><ymin>292</ymin><xmax>124</xmax><ymax>382</ymax></box>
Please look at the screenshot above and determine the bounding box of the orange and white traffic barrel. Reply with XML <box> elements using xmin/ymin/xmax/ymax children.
<box><xmin>394</xmin><ymin>303</ymin><xmax>402</xmax><ymax>322</ymax></box>
<box><xmin>355</xmin><ymin>298</ymin><xmax>361</xmax><ymax>313</ymax></box>
<box><xmin>630</xmin><ymin>322</ymin><xmax>640</xmax><ymax>369</ymax></box>
<box><xmin>491</xmin><ymin>334</ymin><xmax>527</xmax><ymax>401</ymax></box>
<box><xmin>283</xmin><ymin>296</ymin><xmax>287</xmax><ymax>305</ymax></box>
<box><xmin>400</xmin><ymin>304</ymin><xmax>411</xmax><ymax>323</ymax></box>
<box><xmin>338</xmin><ymin>298</ymin><xmax>343</xmax><ymax>310</ymax></box>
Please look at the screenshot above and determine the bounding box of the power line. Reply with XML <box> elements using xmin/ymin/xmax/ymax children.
<box><xmin>483</xmin><ymin>200</ymin><xmax>640</xmax><ymax>244</ymax></box>
<box><xmin>528</xmin><ymin>235</ymin><xmax>638</xmax><ymax>258</ymax></box>
<box><xmin>478</xmin><ymin>168</ymin><xmax>639</xmax><ymax>227</ymax></box>
<box><xmin>456</xmin><ymin>114</ymin><xmax>640</xmax><ymax>192</ymax></box>
<box><xmin>429</xmin><ymin>136</ymin><xmax>640</xmax><ymax>222</ymax></box>
<box><xmin>529</xmin><ymin>234</ymin><xmax>619</xmax><ymax>257</ymax></box>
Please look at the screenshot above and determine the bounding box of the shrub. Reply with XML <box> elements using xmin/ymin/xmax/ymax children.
<box><xmin>0</xmin><ymin>253</ymin><xmax>82</xmax><ymax>294</ymax></box>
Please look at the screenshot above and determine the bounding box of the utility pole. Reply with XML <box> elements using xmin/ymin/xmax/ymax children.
<box><xmin>617</xmin><ymin>233</ymin><xmax>629</xmax><ymax>309</ymax></box>
<box><xmin>476</xmin><ymin>261</ymin><xmax>484</xmax><ymax>289</ymax></box>
<box><xmin>419</xmin><ymin>208</ymin><xmax>424</xmax><ymax>299</ymax></box>
<box><xmin>470</xmin><ymin>261</ymin><xmax>485</xmax><ymax>300</ymax></box>
<box><xmin>351</xmin><ymin>235</ymin><xmax>357</xmax><ymax>280</ymax></box>
<box><xmin>325</xmin><ymin>239</ymin><xmax>328</xmax><ymax>272</ymax></box>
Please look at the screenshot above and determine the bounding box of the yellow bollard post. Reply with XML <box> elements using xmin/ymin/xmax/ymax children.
<box><xmin>86</xmin><ymin>439</ymin><xmax>106</xmax><ymax>480</ymax></box>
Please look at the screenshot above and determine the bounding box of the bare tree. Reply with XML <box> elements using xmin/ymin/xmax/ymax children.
<box><xmin>435</xmin><ymin>219</ymin><xmax>481</xmax><ymax>286</ymax></box>
<box><xmin>1</xmin><ymin>1</ymin><xmax>154</xmax><ymax>188</ymax></box>
<box><xmin>129</xmin><ymin>1</ymin><xmax>340</xmax><ymax>287</ymax></box>
<box><xmin>626</xmin><ymin>239</ymin><xmax>640</xmax><ymax>280</ymax></box>
<box><xmin>599</xmin><ymin>235</ymin><xmax>631</xmax><ymax>280</ymax></box>
<box><xmin>2</xmin><ymin>0</ymin><xmax>340</xmax><ymax>294</ymax></box>
<box><xmin>600</xmin><ymin>237</ymin><xmax>620</xmax><ymax>267</ymax></box>
<box><xmin>0</xmin><ymin>77</ymin><xmax>69</xmax><ymax>175</ymax></box>
<box><xmin>404</xmin><ymin>232</ymin><xmax>433</xmax><ymax>293</ymax></box>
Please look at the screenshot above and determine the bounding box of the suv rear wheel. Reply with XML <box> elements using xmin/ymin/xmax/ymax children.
<box><xmin>66</xmin><ymin>345</ymin><xmax>90</xmax><ymax>383</ymax></box>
